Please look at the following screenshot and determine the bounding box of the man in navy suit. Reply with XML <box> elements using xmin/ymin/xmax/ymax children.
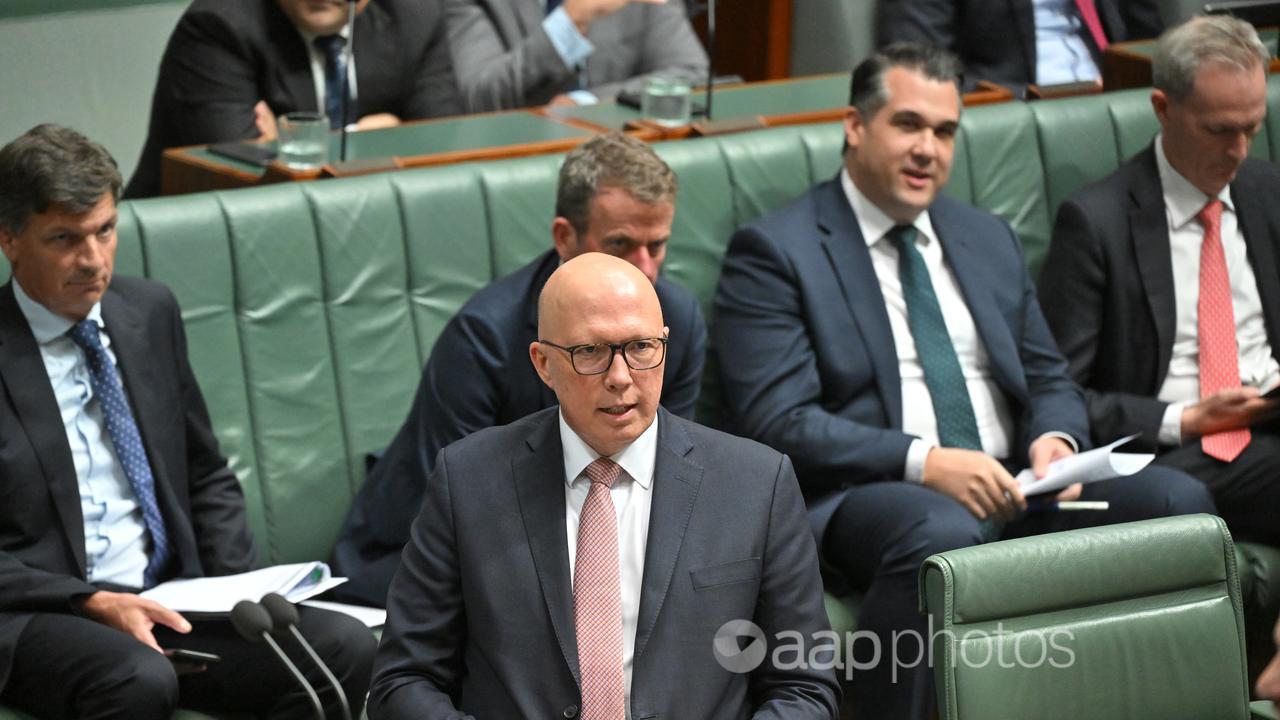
<box><xmin>369</xmin><ymin>253</ymin><xmax>839</xmax><ymax>719</ymax></box>
<box><xmin>332</xmin><ymin>132</ymin><xmax>706</xmax><ymax>607</ymax></box>
<box><xmin>712</xmin><ymin>44</ymin><xmax>1213</xmax><ymax>719</ymax></box>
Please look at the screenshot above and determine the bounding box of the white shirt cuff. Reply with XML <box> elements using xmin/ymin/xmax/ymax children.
<box><xmin>566</xmin><ymin>90</ymin><xmax>599</xmax><ymax>105</ymax></box>
<box><xmin>1034</xmin><ymin>431</ymin><xmax>1079</xmax><ymax>454</ymax></box>
<box><xmin>542</xmin><ymin>8</ymin><xmax>594</xmax><ymax>71</ymax></box>
<box><xmin>1159</xmin><ymin>402</ymin><xmax>1185</xmax><ymax>446</ymax></box>
<box><xmin>904</xmin><ymin>438</ymin><xmax>933</xmax><ymax>484</ymax></box>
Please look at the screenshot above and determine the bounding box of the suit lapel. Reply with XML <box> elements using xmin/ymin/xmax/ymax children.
<box><xmin>634</xmin><ymin>410</ymin><xmax>702</xmax><ymax>662</ymax></box>
<box><xmin>1010</xmin><ymin>0</ymin><xmax>1038</xmax><ymax>83</ymax></box>
<box><xmin>816</xmin><ymin>179</ymin><xmax>905</xmax><ymax>429</ymax></box>
<box><xmin>267</xmin><ymin>2</ymin><xmax>319</xmax><ymax>112</ymax></box>
<box><xmin>1233</xmin><ymin>168</ymin><xmax>1280</xmax><ymax>358</ymax></box>
<box><xmin>1129</xmin><ymin>149</ymin><xmax>1177</xmax><ymax>381</ymax></box>
<box><xmin>930</xmin><ymin>201</ymin><xmax>1026</xmax><ymax>402</ymax></box>
<box><xmin>0</xmin><ymin>283</ymin><xmax>86</xmax><ymax>574</ymax></box>
<box><xmin>513</xmin><ymin>412</ymin><xmax>579</xmax><ymax>683</ymax></box>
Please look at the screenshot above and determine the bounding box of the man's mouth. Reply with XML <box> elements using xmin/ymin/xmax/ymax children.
<box><xmin>902</xmin><ymin>168</ymin><xmax>932</xmax><ymax>189</ymax></box>
<box><xmin>599</xmin><ymin>404</ymin><xmax>636</xmax><ymax>417</ymax></box>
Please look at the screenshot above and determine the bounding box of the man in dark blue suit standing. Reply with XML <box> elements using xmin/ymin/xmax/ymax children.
<box><xmin>712</xmin><ymin>44</ymin><xmax>1214</xmax><ymax>719</ymax></box>
<box><xmin>333</xmin><ymin>132</ymin><xmax>706</xmax><ymax>606</ymax></box>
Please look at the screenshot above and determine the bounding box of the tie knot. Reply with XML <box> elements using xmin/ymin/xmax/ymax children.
<box><xmin>314</xmin><ymin>34</ymin><xmax>346</xmax><ymax>57</ymax></box>
<box><xmin>886</xmin><ymin>224</ymin><xmax>918</xmax><ymax>249</ymax></box>
<box><xmin>1197</xmin><ymin>199</ymin><xmax>1223</xmax><ymax>230</ymax></box>
<box><xmin>584</xmin><ymin>457</ymin><xmax>622</xmax><ymax>489</ymax></box>
<box><xmin>68</xmin><ymin>319</ymin><xmax>104</xmax><ymax>354</ymax></box>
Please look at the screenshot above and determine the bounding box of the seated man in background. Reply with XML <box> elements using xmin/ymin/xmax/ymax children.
<box><xmin>332</xmin><ymin>132</ymin><xmax>706</xmax><ymax>607</ymax></box>
<box><xmin>126</xmin><ymin>0</ymin><xmax>461</xmax><ymax>198</ymax></box>
<box><xmin>369</xmin><ymin>253</ymin><xmax>839</xmax><ymax>719</ymax></box>
<box><xmin>876</xmin><ymin>0</ymin><xmax>1162</xmax><ymax>91</ymax></box>
<box><xmin>0</xmin><ymin>124</ymin><xmax>375</xmax><ymax>719</ymax></box>
<box><xmin>446</xmin><ymin>0</ymin><xmax>708</xmax><ymax>111</ymax></box>
<box><xmin>1040</xmin><ymin>16</ymin><xmax>1280</xmax><ymax>548</ymax></box>
<box><xmin>712</xmin><ymin>44</ymin><xmax>1214</xmax><ymax>720</ymax></box>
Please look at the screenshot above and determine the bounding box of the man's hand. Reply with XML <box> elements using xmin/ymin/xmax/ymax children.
<box><xmin>922</xmin><ymin>447</ymin><xmax>1025</xmax><ymax>520</ymax></box>
<box><xmin>79</xmin><ymin>591</ymin><xmax>191</xmax><ymax>653</ymax></box>
<box><xmin>355</xmin><ymin>113</ymin><xmax>402</xmax><ymax>131</ymax></box>
<box><xmin>1182</xmin><ymin>387</ymin><xmax>1276</xmax><ymax>440</ymax></box>
<box><xmin>547</xmin><ymin>94</ymin><xmax>578</xmax><ymax>107</ymax></box>
<box><xmin>1028</xmin><ymin>435</ymin><xmax>1082</xmax><ymax>501</ymax></box>
<box><xmin>254</xmin><ymin>101</ymin><xmax>278</xmax><ymax>142</ymax></box>
<box><xmin>562</xmin><ymin>0</ymin><xmax>667</xmax><ymax>34</ymax></box>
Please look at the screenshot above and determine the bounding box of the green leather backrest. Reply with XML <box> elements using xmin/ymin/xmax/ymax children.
<box><xmin>921</xmin><ymin>515</ymin><xmax>1249</xmax><ymax>720</ymax></box>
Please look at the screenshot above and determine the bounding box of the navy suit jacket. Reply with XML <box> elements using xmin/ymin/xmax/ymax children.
<box><xmin>368</xmin><ymin>407</ymin><xmax>840</xmax><ymax>719</ymax></box>
<box><xmin>0</xmin><ymin>278</ymin><xmax>255</xmax><ymax>691</ymax></box>
<box><xmin>126</xmin><ymin>0</ymin><xmax>461</xmax><ymax>197</ymax></box>
<box><xmin>876</xmin><ymin>0</ymin><xmax>1161</xmax><ymax>89</ymax></box>
<box><xmin>332</xmin><ymin>249</ymin><xmax>706</xmax><ymax>606</ymax></box>
<box><xmin>1039</xmin><ymin>148</ymin><xmax>1280</xmax><ymax>449</ymax></box>
<box><xmin>712</xmin><ymin>178</ymin><xmax>1089</xmax><ymax>547</ymax></box>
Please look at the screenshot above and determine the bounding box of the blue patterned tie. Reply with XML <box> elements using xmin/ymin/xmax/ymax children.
<box><xmin>69</xmin><ymin>320</ymin><xmax>171</xmax><ymax>588</ymax></box>
<box><xmin>314</xmin><ymin>34</ymin><xmax>349</xmax><ymax>130</ymax></box>
<box><xmin>888</xmin><ymin>225</ymin><xmax>983</xmax><ymax>451</ymax></box>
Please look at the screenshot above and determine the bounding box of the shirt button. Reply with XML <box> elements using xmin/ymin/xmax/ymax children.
<box><xmin>562</xmin><ymin>706</ymin><xmax>579</xmax><ymax>718</ymax></box>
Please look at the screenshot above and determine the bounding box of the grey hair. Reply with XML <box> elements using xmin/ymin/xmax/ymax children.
<box><xmin>1153</xmin><ymin>15</ymin><xmax>1269</xmax><ymax>102</ymax></box>
<box><xmin>555</xmin><ymin>132</ymin><xmax>677</xmax><ymax>236</ymax></box>
<box><xmin>0</xmin><ymin>124</ymin><xmax>121</xmax><ymax>235</ymax></box>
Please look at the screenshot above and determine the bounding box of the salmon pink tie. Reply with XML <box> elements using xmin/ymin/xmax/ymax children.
<box><xmin>575</xmin><ymin>457</ymin><xmax>625</xmax><ymax>720</ymax></box>
<box><xmin>1075</xmin><ymin>0</ymin><xmax>1109</xmax><ymax>52</ymax></box>
<box><xmin>1197</xmin><ymin>200</ymin><xmax>1251</xmax><ymax>462</ymax></box>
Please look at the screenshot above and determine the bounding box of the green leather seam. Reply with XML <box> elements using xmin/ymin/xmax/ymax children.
<box><xmin>1213</xmin><ymin>514</ymin><xmax>1252</xmax><ymax>716</ymax></box>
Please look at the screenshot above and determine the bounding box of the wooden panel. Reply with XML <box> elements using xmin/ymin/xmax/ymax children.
<box><xmin>690</xmin><ymin>0</ymin><xmax>793</xmax><ymax>82</ymax></box>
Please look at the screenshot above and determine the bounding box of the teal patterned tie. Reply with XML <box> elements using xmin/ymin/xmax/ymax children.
<box><xmin>888</xmin><ymin>225</ymin><xmax>983</xmax><ymax>451</ymax></box>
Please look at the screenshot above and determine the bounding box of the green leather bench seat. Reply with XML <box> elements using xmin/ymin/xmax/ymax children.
<box><xmin>2</xmin><ymin>81</ymin><xmax>1280</xmax><ymax>718</ymax></box>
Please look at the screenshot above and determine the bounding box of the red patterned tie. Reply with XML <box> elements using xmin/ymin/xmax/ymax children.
<box><xmin>1074</xmin><ymin>0</ymin><xmax>1110</xmax><ymax>52</ymax></box>
<box><xmin>1197</xmin><ymin>200</ymin><xmax>1251</xmax><ymax>462</ymax></box>
<box><xmin>575</xmin><ymin>458</ymin><xmax>626</xmax><ymax>720</ymax></box>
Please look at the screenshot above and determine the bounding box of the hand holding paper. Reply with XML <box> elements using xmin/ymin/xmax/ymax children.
<box><xmin>1016</xmin><ymin>434</ymin><xmax>1153</xmax><ymax>496</ymax></box>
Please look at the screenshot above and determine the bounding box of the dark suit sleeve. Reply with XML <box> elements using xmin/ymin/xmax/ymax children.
<box><xmin>713</xmin><ymin>225</ymin><xmax>915</xmax><ymax>482</ymax></box>
<box><xmin>1040</xmin><ymin>199</ymin><xmax>1169</xmax><ymax>447</ymax></box>
<box><xmin>662</xmin><ymin>294</ymin><xmax>705</xmax><ymax>420</ymax></box>
<box><xmin>367</xmin><ymin>446</ymin><xmax>472</xmax><ymax>719</ymax></box>
<box><xmin>749</xmin><ymin>454</ymin><xmax>842</xmax><ymax>718</ymax></box>
<box><xmin>1118</xmin><ymin>0</ymin><xmax>1162</xmax><ymax>40</ymax></box>
<box><xmin>445</xmin><ymin>0</ymin><xmax>576</xmax><ymax>111</ymax></box>
<box><xmin>164</xmin><ymin>292</ymin><xmax>256</xmax><ymax>576</ymax></box>
<box><xmin>875</xmin><ymin>0</ymin><xmax>959</xmax><ymax>51</ymax></box>
<box><xmin>584</xmin><ymin>1</ymin><xmax>708</xmax><ymax>102</ymax></box>
<box><xmin>398</xmin><ymin>0</ymin><xmax>463</xmax><ymax>119</ymax></box>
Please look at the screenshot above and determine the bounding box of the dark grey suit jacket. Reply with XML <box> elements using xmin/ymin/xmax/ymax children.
<box><xmin>446</xmin><ymin>0</ymin><xmax>708</xmax><ymax>111</ymax></box>
<box><xmin>876</xmin><ymin>0</ymin><xmax>1162</xmax><ymax>89</ymax></box>
<box><xmin>1039</xmin><ymin>148</ymin><xmax>1280</xmax><ymax>450</ymax></box>
<box><xmin>368</xmin><ymin>407</ymin><xmax>840</xmax><ymax>719</ymax></box>
<box><xmin>0</xmin><ymin>277</ymin><xmax>255</xmax><ymax>691</ymax></box>
<box><xmin>126</xmin><ymin>0</ymin><xmax>461</xmax><ymax>197</ymax></box>
<box><xmin>712</xmin><ymin>178</ymin><xmax>1089</xmax><ymax>549</ymax></box>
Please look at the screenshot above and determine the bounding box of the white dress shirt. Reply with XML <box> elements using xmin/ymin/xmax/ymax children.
<box><xmin>1154</xmin><ymin>135</ymin><xmax>1280</xmax><ymax>444</ymax></box>
<box><xmin>841</xmin><ymin>171</ymin><xmax>1016</xmax><ymax>481</ymax></box>
<box><xmin>296</xmin><ymin>25</ymin><xmax>359</xmax><ymax>125</ymax></box>
<box><xmin>13</xmin><ymin>280</ymin><xmax>148</xmax><ymax>588</ymax></box>
<box><xmin>560</xmin><ymin>410</ymin><xmax>656</xmax><ymax>719</ymax></box>
<box><xmin>1032</xmin><ymin>0</ymin><xmax>1101</xmax><ymax>85</ymax></box>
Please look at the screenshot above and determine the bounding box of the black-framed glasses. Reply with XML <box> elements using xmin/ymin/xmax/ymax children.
<box><xmin>538</xmin><ymin>337</ymin><xmax>669</xmax><ymax>375</ymax></box>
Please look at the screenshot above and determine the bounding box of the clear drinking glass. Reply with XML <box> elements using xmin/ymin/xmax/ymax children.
<box><xmin>641</xmin><ymin>75</ymin><xmax>693</xmax><ymax>127</ymax></box>
<box><xmin>277</xmin><ymin>112</ymin><xmax>329</xmax><ymax>169</ymax></box>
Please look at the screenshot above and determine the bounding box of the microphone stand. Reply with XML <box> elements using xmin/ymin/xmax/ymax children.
<box><xmin>339</xmin><ymin>0</ymin><xmax>357</xmax><ymax>162</ymax></box>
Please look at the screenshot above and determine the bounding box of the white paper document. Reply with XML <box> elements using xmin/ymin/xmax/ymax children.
<box><xmin>140</xmin><ymin>562</ymin><xmax>347</xmax><ymax>613</ymax></box>
<box><xmin>1016</xmin><ymin>434</ymin><xmax>1153</xmax><ymax>496</ymax></box>
<box><xmin>301</xmin><ymin>599</ymin><xmax>387</xmax><ymax>628</ymax></box>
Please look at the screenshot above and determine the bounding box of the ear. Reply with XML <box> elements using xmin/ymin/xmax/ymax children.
<box><xmin>1150</xmin><ymin>89</ymin><xmax>1170</xmax><ymax>128</ymax></box>
<box><xmin>529</xmin><ymin>341</ymin><xmax>555</xmax><ymax>389</ymax></box>
<box><xmin>0</xmin><ymin>228</ymin><xmax>17</xmax><ymax>265</ymax></box>
<box><xmin>844</xmin><ymin>106</ymin><xmax>864</xmax><ymax>152</ymax></box>
<box><xmin>551</xmin><ymin>217</ymin><xmax>578</xmax><ymax>262</ymax></box>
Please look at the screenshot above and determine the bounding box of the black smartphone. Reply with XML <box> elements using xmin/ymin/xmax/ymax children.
<box><xmin>208</xmin><ymin>141</ymin><xmax>277</xmax><ymax>167</ymax></box>
<box><xmin>164</xmin><ymin>648</ymin><xmax>222</xmax><ymax>665</ymax></box>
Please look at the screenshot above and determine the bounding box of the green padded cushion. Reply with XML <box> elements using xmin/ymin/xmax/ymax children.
<box><xmin>476</xmin><ymin>153</ymin><xmax>563</xmax><ymax>278</ymax></box>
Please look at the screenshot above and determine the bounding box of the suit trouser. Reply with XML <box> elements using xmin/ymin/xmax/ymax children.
<box><xmin>1</xmin><ymin>605</ymin><xmax>375</xmax><ymax>720</ymax></box>
<box><xmin>1155</xmin><ymin>426</ymin><xmax>1280</xmax><ymax>547</ymax></box>
<box><xmin>823</xmin><ymin>465</ymin><xmax>1214</xmax><ymax>720</ymax></box>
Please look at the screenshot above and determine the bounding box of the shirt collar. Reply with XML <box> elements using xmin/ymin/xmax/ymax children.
<box><xmin>297</xmin><ymin>22</ymin><xmax>351</xmax><ymax>50</ymax></box>
<box><xmin>1155</xmin><ymin>132</ymin><xmax>1234</xmax><ymax>231</ymax></box>
<box><xmin>840</xmin><ymin>168</ymin><xmax>941</xmax><ymax>249</ymax></box>
<box><xmin>11</xmin><ymin>278</ymin><xmax>104</xmax><ymax>345</ymax></box>
<box><xmin>559</xmin><ymin>408</ymin><xmax>658</xmax><ymax>491</ymax></box>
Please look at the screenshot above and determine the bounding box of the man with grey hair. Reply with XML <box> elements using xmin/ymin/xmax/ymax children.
<box><xmin>1041</xmin><ymin>16</ymin><xmax>1280</xmax><ymax>547</ymax></box>
<box><xmin>0</xmin><ymin>124</ymin><xmax>375</xmax><ymax>718</ymax></box>
<box><xmin>333</xmin><ymin>131</ymin><xmax>706</xmax><ymax>606</ymax></box>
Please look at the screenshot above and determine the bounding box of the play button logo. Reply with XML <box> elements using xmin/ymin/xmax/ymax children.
<box><xmin>713</xmin><ymin>619</ymin><xmax>767</xmax><ymax>673</ymax></box>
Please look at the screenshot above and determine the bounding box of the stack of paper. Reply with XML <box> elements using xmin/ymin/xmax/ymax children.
<box><xmin>1016</xmin><ymin>435</ymin><xmax>1154</xmax><ymax>496</ymax></box>
<box><xmin>140</xmin><ymin>562</ymin><xmax>347</xmax><ymax>613</ymax></box>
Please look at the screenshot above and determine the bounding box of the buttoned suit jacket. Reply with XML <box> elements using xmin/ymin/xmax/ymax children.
<box><xmin>367</xmin><ymin>407</ymin><xmax>840</xmax><ymax>719</ymax></box>
<box><xmin>0</xmin><ymin>277</ymin><xmax>255</xmax><ymax>690</ymax></box>
<box><xmin>445</xmin><ymin>0</ymin><xmax>708</xmax><ymax>111</ymax></box>
<box><xmin>1038</xmin><ymin>147</ymin><xmax>1280</xmax><ymax>450</ymax></box>
<box><xmin>126</xmin><ymin>0</ymin><xmax>461</xmax><ymax>197</ymax></box>
<box><xmin>712</xmin><ymin>178</ymin><xmax>1089</xmax><ymax>549</ymax></box>
<box><xmin>876</xmin><ymin>0</ymin><xmax>1161</xmax><ymax>89</ymax></box>
<box><xmin>332</xmin><ymin>249</ymin><xmax>706</xmax><ymax>606</ymax></box>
